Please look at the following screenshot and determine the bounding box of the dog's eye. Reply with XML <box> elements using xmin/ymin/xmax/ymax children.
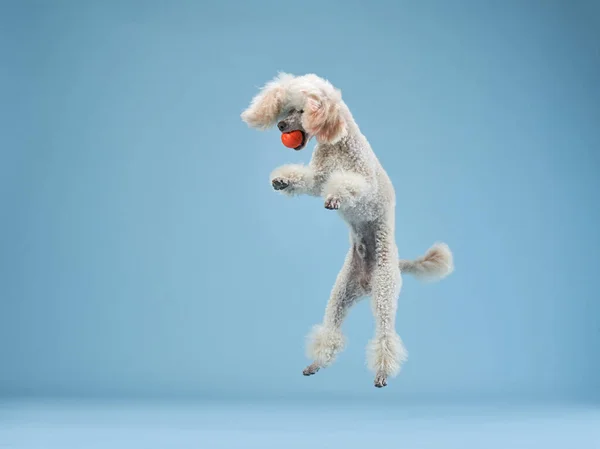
<box><xmin>299</xmin><ymin>109</ymin><xmax>304</xmax><ymax>113</ymax></box>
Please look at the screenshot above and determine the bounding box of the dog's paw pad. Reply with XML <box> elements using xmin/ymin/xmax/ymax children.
<box><xmin>324</xmin><ymin>196</ymin><xmax>341</xmax><ymax>210</ymax></box>
<box><xmin>272</xmin><ymin>178</ymin><xmax>290</xmax><ymax>191</ymax></box>
<box><xmin>303</xmin><ymin>363</ymin><xmax>320</xmax><ymax>376</ymax></box>
<box><xmin>374</xmin><ymin>373</ymin><xmax>388</xmax><ymax>388</ymax></box>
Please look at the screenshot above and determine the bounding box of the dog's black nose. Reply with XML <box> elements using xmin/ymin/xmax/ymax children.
<box><xmin>277</xmin><ymin>121</ymin><xmax>286</xmax><ymax>132</ymax></box>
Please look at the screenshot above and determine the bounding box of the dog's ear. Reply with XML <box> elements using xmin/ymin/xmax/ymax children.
<box><xmin>241</xmin><ymin>73</ymin><xmax>294</xmax><ymax>130</ymax></box>
<box><xmin>302</xmin><ymin>91</ymin><xmax>347</xmax><ymax>144</ymax></box>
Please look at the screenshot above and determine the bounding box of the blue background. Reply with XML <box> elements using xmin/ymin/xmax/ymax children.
<box><xmin>1</xmin><ymin>0</ymin><xmax>599</xmax><ymax>408</ymax></box>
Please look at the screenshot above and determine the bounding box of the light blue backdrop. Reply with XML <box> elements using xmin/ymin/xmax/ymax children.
<box><xmin>1</xmin><ymin>0</ymin><xmax>598</xmax><ymax>404</ymax></box>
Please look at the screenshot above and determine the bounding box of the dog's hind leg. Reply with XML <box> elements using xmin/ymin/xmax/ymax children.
<box><xmin>304</xmin><ymin>244</ymin><xmax>365</xmax><ymax>376</ymax></box>
<box><xmin>367</xmin><ymin>224</ymin><xmax>407</xmax><ymax>388</ymax></box>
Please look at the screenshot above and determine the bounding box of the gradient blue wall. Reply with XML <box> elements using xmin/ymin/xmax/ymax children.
<box><xmin>1</xmin><ymin>0</ymin><xmax>598</xmax><ymax>403</ymax></box>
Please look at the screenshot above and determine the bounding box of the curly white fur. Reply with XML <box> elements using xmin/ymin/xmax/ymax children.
<box><xmin>270</xmin><ymin>164</ymin><xmax>315</xmax><ymax>196</ymax></box>
<box><xmin>242</xmin><ymin>72</ymin><xmax>454</xmax><ymax>388</ymax></box>
<box><xmin>306</xmin><ymin>324</ymin><xmax>345</xmax><ymax>367</ymax></box>
<box><xmin>399</xmin><ymin>242</ymin><xmax>454</xmax><ymax>281</ymax></box>
<box><xmin>323</xmin><ymin>172</ymin><xmax>371</xmax><ymax>209</ymax></box>
<box><xmin>367</xmin><ymin>333</ymin><xmax>408</xmax><ymax>380</ymax></box>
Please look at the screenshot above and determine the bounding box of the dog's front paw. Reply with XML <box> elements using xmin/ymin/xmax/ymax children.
<box><xmin>324</xmin><ymin>195</ymin><xmax>341</xmax><ymax>210</ymax></box>
<box><xmin>272</xmin><ymin>177</ymin><xmax>290</xmax><ymax>191</ymax></box>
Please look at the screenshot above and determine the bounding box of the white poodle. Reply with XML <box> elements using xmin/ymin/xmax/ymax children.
<box><xmin>241</xmin><ymin>73</ymin><xmax>454</xmax><ymax>388</ymax></box>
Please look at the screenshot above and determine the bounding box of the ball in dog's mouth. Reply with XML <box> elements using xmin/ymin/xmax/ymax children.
<box><xmin>281</xmin><ymin>130</ymin><xmax>307</xmax><ymax>150</ymax></box>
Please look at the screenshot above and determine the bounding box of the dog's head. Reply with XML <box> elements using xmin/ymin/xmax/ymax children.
<box><xmin>241</xmin><ymin>73</ymin><xmax>348</xmax><ymax>149</ymax></box>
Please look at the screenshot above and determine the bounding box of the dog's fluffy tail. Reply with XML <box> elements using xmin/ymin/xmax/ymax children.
<box><xmin>399</xmin><ymin>242</ymin><xmax>454</xmax><ymax>281</ymax></box>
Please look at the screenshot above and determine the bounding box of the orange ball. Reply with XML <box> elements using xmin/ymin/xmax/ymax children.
<box><xmin>281</xmin><ymin>130</ymin><xmax>304</xmax><ymax>148</ymax></box>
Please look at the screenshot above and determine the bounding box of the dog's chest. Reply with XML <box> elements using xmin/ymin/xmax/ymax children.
<box><xmin>311</xmin><ymin>145</ymin><xmax>358</xmax><ymax>189</ymax></box>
